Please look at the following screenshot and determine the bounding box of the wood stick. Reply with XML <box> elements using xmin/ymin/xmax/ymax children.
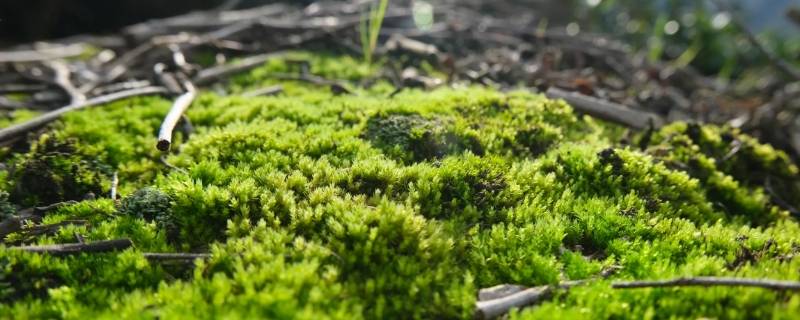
<box><xmin>11</xmin><ymin>239</ymin><xmax>133</xmax><ymax>256</ymax></box>
<box><xmin>475</xmin><ymin>285</ymin><xmax>553</xmax><ymax>319</ymax></box>
<box><xmin>46</xmin><ymin>61</ymin><xmax>86</xmax><ymax>105</ymax></box>
<box><xmin>0</xmin><ymin>201</ymin><xmax>78</xmax><ymax>240</ymax></box>
<box><xmin>157</xmin><ymin>81</ymin><xmax>197</xmax><ymax>151</ymax></box>
<box><xmin>110</xmin><ymin>171</ymin><xmax>119</xmax><ymax>200</ymax></box>
<box><xmin>0</xmin><ymin>43</ymin><xmax>86</xmax><ymax>63</ymax></box>
<box><xmin>0</xmin><ymin>86</ymin><xmax>167</xmax><ymax>144</ymax></box>
<box><xmin>474</xmin><ymin>265</ymin><xmax>622</xmax><ymax>318</ymax></box>
<box><xmin>19</xmin><ymin>220</ymin><xmax>89</xmax><ymax>237</ymax></box>
<box><xmin>612</xmin><ymin>277</ymin><xmax>800</xmax><ymax>291</ymax></box>
<box><xmin>143</xmin><ymin>252</ymin><xmax>211</xmax><ymax>262</ymax></box>
<box><xmin>241</xmin><ymin>85</ymin><xmax>284</xmax><ymax>97</ymax></box>
<box><xmin>0</xmin><ymin>83</ymin><xmax>47</xmax><ymax>94</ymax></box>
<box><xmin>545</xmin><ymin>87</ymin><xmax>664</xmax><ymax>130</ymax></box>
<box><xmin>193</xmin><ymin>52</ymin><xmax>286</xmax><ymax>85</ymax></box>
<box><xmin>478</xmin><ymin>284</ymin><xmax>527</xmax><ymax>301</ymax></box>
<box><xmin>0</xmin><ymin>216</ymin><xmax>24</xmax><ymax>240</ymax></box>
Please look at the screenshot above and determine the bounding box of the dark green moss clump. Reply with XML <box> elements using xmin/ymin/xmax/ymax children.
<box><xmin>1</xmin><ymin>54</ymin><xmax>799</xmax><ymax>319</ymax></box>
<box><xmin>0</xmin><ymin>192</ymin><xmax>16</xmax><ymax>220</ymax></box>
<box><xmin>9</xmin><ymin>135</ymin><xmax>109</xmax><ymax>207</ymax></box>
<box><xmin>364</xmin><ymin>113</ymin><xmax>483</xmax><ymax>163</ymax></box>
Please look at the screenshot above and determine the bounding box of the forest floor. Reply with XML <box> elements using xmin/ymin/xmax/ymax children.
<box><xmin>0</xmin><ymin>1</ymin><xmax>800</xmax><ymax>319</ymax></box>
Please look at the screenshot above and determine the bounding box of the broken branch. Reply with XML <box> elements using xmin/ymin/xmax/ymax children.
<box><xmin>157</xmin><ymin>80</ymin><xmax>197</xmax><ymax>151</ymax></box>
<box><xmin>545</xmin><ymin>87</ymin><xmax>664</xmax><ymax>130</ymax></box>
<box><xmin>193</xmin><ymin>52</ymin><xmax>286</xmax><ymax>85</ymax></box>
<box><xmin>0</xmin><ymin>86</ymin><xmax>168</xmax><ymax>144</ymax></box>
<box><xmin>241</xmin><ymin>85</ymin><xmax>284</xmax><ymax>97</ymax></box>
<box><xmin>612</xmin><ymin>277</ymin><xmax>800</xmax><ymax>291</ymax></box>
<box><xmin>11</xmin><ymin>239</ymin><xmax>133</xmax><ymax>256</ymax></box>
<box><xmin>143</xmin><ymin>252</ymin><xmax>211</xmax><ymax>263</ymax></box>
<box><xmin>475</xmin><ymin>285</ymin><xmax>556</xmax><ymax>320</ymax></box>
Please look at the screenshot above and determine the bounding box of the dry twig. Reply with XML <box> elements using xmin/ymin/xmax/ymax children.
<box><xmin>546</xmin><ymin>87</ymin><xmax>664</xmax><ymax>130</ymax></box>
<box><xmin>143</xmin><ymin>252</ymin><xmax>211</xmax><ymax>263</ymax></box>
<box><xmin>613</xmin><ymin>277</ymin><xmax>800</xmax><ymax>291</ymax></box>
<box><xmin>0</xmin><ymin>86</ymin><xmax>167</xmax><ymax>144</ymax></box>
<box><xmin>157</xmin><ymin>80</ymin><xmax>197</xmax><ymax>151</ymax></box>
<box><xmin>241</xmin><ymin>85</ymin><xmax>284</xmax><ymax>97</ymax></box>
<box><xmin>11</xmin><ymin>239</ymin><xmax>133</xmax><ymax>256</ymax></box>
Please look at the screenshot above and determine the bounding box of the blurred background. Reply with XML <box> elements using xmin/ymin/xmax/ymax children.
<box><xmin>1</xmin><ymin>0</ymin><xmax>797</xmax><ymax>78</ymax></box>
<box><xmin>1</xmin><ymin>0</ymin><xmax>799</xmax><ymax>160</ymax></box>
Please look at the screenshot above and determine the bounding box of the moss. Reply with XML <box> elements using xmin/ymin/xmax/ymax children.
<box><xmin>364</xmin><ymin>113</ymin><xmax>483</xmax><ymax>163</ymax></box>
<box><xmin>0</xmin><ymin>192</ymin><xmax>16</xmax><ymax>220</ymax></box>
<box><xmin>0</xmin><ymin>53</ymin><xmax>798</xmax><ymax>319</ymax></box>
<box><xmin>8</xmin><ymin>134</ymin><xmax>110</xmax><ymax>207</ymax></box>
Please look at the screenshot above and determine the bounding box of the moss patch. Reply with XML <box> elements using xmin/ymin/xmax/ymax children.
<box><xmin>0</xmin><ymin>53</ymin><xmax>799</xmax><ymax>319</ymax></box>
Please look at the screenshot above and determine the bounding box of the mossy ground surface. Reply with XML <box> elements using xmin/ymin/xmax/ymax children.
<box><xmin>1</xmin><ymin>53</ymin><xmax>800</xmax><ymax>319</ymax></box>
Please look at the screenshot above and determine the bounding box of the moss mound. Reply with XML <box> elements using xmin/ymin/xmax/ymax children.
<box><xmin>0</xmin><ymin>54</ymin><xmax>799</xmax><ymax>319</ymax></box>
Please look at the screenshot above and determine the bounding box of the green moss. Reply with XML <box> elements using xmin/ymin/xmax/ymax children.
<box><xmin>0</xmin><ymin>192</ymin><xmax>15</xmax><ymax>220</ymax></box>
<box><xmin>0</xmin><ymin>53</ymin><xmax>799</xmax><ymax>319</ymax></box>
<box><xmin>8</xmin><ymin>134</ymin><xmax>110</xmax><ymax>207</ymax></box>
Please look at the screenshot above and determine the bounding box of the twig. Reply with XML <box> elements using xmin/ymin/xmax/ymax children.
<box><xmin>11</xmin><ymin>239</ymin><xmax>133</xmax><ymax>256</ymax></box>
<box><xmin>475</xmin><ymin>285</ymin><xmax>554</xmax><ymax>319</ymax></box>
<box><xmin>160</xmin><ymin>155</ymin><xmax>187</xmax><ymax>174</ymax></box>
<box><xmin>0</xmin><ymin>83</ymin><xmax>47</xmax><ymax>94</ymax></box>
<box><xmin>20</xmin><ymin>220</ymin><xmax>88</xmax><ymax>236</ymax></box>
<box><xmin>545</xmin><ymin>87</ymin><xmax>665</xmax><ymax>130</ymax></box>
<box><xmin>0</xmin><ymin>43</ymin><xmax>86</xmax><ymax>63</ymax></box>
<box><xmin>474</xmin><ymin>265</ymin><xmax>622</xmax><ymax>319</ymax></box>
<box><xmin>478</xmin><ymin>284</ymin><xmax>527</xmax><ymax>301</ymax></box>
<box><xmin>613</xmin><ymin>276</ymin><xmax>800</xmax><ymax>291</ymax></box>
<box><xmin>0</xmin><ymin>216</ymin><xmax>25</xmax><ymax>240</ymax></box>
<box><xmin>0</xmin><ymin>86</ymin><xmax>168</xmax><ymax>144</ymax></box>
<box><xmin>764</xmin><ymin>176</ymin><xmax>800</xmax><ymax>217</ymax></box>
<box><xmin>110</xmin><ymin>171</ymin><xmax>119</xmax><ymax>200</ymax></box>
<box><xmin>241</xmin><ymin>85</ymin><xmax>284</xmax><ymax>97</ymax></box>
<box><xmin>0</xmin><ymin>96</ymin><xmax>29</xmax><ymax>110</ymax></box>
<box><xmin>46</xmin><ymin>61</ymin><xmax>86</xmax><ymax>105</ymax></box>
<box><xmin>193</xmin><ymin>52</ymin><xmax>286</xmax><ymax>85</ymax></box>
<box><xmin>143</xmin><ymin>252</ymin><xmax>211</xmax><ymax>263</ymax></box>
<box><xmin>1</xmin><ymin>201</ymin><xmax>79</xmax><ymax>240</ymax></box>
<box><xmin>157</xmin><ymin>80</ymin><xmax>197</xmax><ymax>151</ymax></box>
<box><xmin>270</xmin><ymin>73</ymin><xmax>353</xmax><ymax>94</ymax></box>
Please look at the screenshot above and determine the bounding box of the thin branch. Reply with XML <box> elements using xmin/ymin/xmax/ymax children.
<box><xmin>157</xmin><ymin>80</ymin><xmax>197</xmax><ymax>151</ymax></box>
<box><xmin>143</xmin><ymin>252</ymin><xmax>211</xmax><ymax>263</ymax></box>
<box><xmin>1</xmin><ymin>201</ymin><xmax>79</xmax><ymax>240</ymax></box>
<box><xmin>545</xmin><ymin>87</ymin><xmax>665</xmax><ymax>130</ymax></box>
<box><xmin>475</xmin><ymin>265</ymin><xmax>622</xmax><ymax>319</ymax></box>
<box><xmin>612</xmin><ymin>277</ymin><xmax>800</xmax><ymax>291</ymax></box>
<box><xmin>270</xmin><ymin>73</ymin><xmax>353</xmax><ymax>94</ymax></box>
<box><xmin>0</xmin><ymin>43</ymin><xmax>86</xmax><ymax>63</ymax></box>
<box><xmin>0</xmin><ymin>83</ymin><xmax>47</xmax><ymax>94</ymax></box>
<box><xmin>46</xmin><ymin>61</ymin><xmax>86</xmax><ymax>105</ymax></box>
<box><xmin>11</xmin><ymin>239</ymin><xmax>133</xmax><ymax>256</ymax></box>
<box><xmin>193</xmin><ymin>52</ymin><xmax>287</xmax><ymax>85</ymax></box>
<box><xmin>110</xmin><ymin>171</ymin><xmax>119</xmax><ymax>200</ymax></box>
<box><xmin>478</xmin><ymin>284</ymin><xmax>527</xmax><ymax>301</ymax></box>
<box><xmin>0</xmin><ymin>216</ymin><xmax>24</xmax><ymax>240</ymax></box>
<box><xmin>241</xmin><ymin>85</ymin><xmax>284</xmax><ymax>97</ymax></box>
<box><xmin>19</xmin><ymin>220</ymin><xmax>89</xmax><ymax>238</ymax></box>
<box><xmin>475</xmin><ymin>285</ymin><xmax>554</xmax><ymax>319</ymax></box>
<box><xmin>0</xmin><ymin>86</ymin><xmax>167</xmax><ymax>144</ymax></box>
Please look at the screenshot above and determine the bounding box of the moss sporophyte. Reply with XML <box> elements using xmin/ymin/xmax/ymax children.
<box><xmin>0</xmin><ymin>54</ymin><xmax>799</xmax><ymax>319</ymax></box>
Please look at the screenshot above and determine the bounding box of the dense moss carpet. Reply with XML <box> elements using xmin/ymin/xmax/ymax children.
<box><xmin>1</xmin><ymin>54</ymin><xmax>799</xmax><ymax>319</ymax></box>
